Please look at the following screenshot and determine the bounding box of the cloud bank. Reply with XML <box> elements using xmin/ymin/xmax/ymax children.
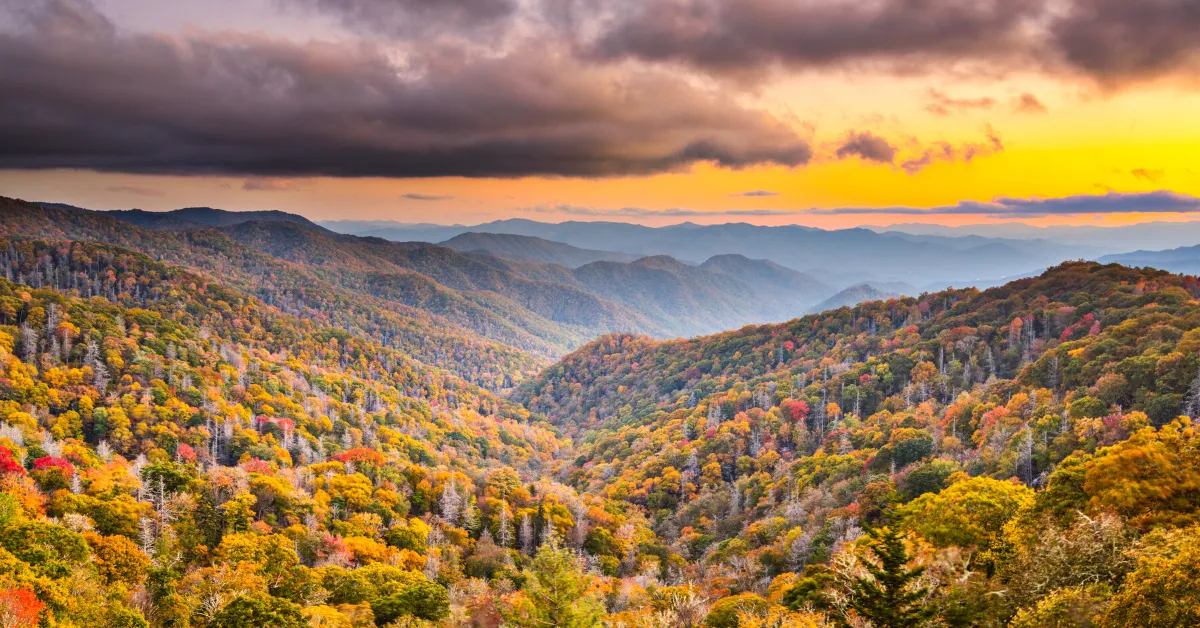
<box><xmin>0</xmin><ymin>0</ymin><xmax>812</xmax><ymax>178</ymax></box>
<box><xmin>1</xmin><ymin>0</ymin><xmax>1198</xmax><ymax>181</ymax></box>
<box><xmin>519</xmin><ymin>192</ymin><xmax>1200</xmax><ymax>220</ymax></box>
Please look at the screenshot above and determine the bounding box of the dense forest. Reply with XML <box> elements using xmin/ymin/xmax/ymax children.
<box><xmin>1</xmin><ymin>200</ymin><xmax>1200</xmax><ymax>627</ymax></box>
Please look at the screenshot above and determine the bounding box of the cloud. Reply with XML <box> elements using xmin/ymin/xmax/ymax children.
<box><xmin>521</xmin><ymin>205</ymin><xmax>803</xmax><ymax>218</ymax></box>
<box><xmin>1049</xmin><ymin>0</ymin><xmax>1200</xmax><ymax>84</ymax></box>
<box><xmin>105</xmin><ymin>185</ymin><xmax>164</xmax><ymax>197</ymax></box>
<box><xmin>579</xmin><ymin>0</ymin><xmax>1200</xmax><ymax>86</ymax></box>
<box><xmin>807</xmin><ymin>191</ymin><xmax>1200</xmax><ymax>217</ymax></box>
<box><xmin>583</xmin><ymin>0</ymin><xmax>1041</xmax><ymax>80</ymax></box>
<box><xmin>1013</xmin><ymin>93</ymin><xmax>1048</xmax><ymax>113</ymax></box>
<box><xmin>830</xmin><ymin>128</ymin><xmax>1003</xmax><ymax>174</ymax></box>
<box><xmin>0</xmin><ymin>0</ymin><xmax>812</xmax><ymax>179</ymax></box>
<box><xmin>242</xmin><ymin>178</ymin><xmax>298</xmax><ymax>191</ymax></box>
<box><xmin>898</xmin><ymin>127</ymin><xmax>1003</xmax><ymax>174</ymax></box>
<box><xmin>836</xmin><ymin>132</ymin><xmax>897</xmax><ymax>163</ymax></box>
<box><xmin>924</xmin><ymin>90</ymin><xmax>996</xmax><ymax>116</ymax></box>
<box><xmin>730</xmin><ymin>190</ymin><xmax>780</xmax><ymax>197</ymax></box>
<box><xmin>403</xmin><ymin>193</ymin><xmax>454</xmax><ymax>201</ymax></box>
<box><xmin>293</xmin><ymin>0</ymin><xmax>517</xmax><ymax>38</ymax></box>
<box><xmin>1131</xmin><ymin>168</ymin><xmax>1165</xmax><ymax>183</ymax></box>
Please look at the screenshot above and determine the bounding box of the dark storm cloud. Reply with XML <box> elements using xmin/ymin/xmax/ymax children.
<box><xmin>577</xmin><ymin>0</ymin><xmax>1200</xmax><ymax>85</ymax></box>
<box><xmin>1049</xmin><ymin>0</ymin><xmax>1200</xmax><ymax>83</ymax></box>
<box><xmin>292</xmin><ymin>0</ymin><xmax>517</xmax><ymax>38</ymax></box>
<box><xmin>808</xmin><ymin>192</ymin><xmax>1200</xmax><ymax>217</ymax></box>
<box><xmin>0</xmin><ymin>0</ymin><xmax>812</xmax><ymax>178</ymax></box>
<box><xmin>835</xmin><ymin>132</ymin><xmax>897</xmax><ymax>164</ymax></box>
<box><xmin>583</xmin><ymin>0</ymin><xmax>1041</xmax><ymax>78</ymax></box>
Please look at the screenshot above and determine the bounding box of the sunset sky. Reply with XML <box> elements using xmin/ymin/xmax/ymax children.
<box><xmin>1</xmin><ymin>0</ymin><xmax>1199</xmax><ymax>228</ymax></box>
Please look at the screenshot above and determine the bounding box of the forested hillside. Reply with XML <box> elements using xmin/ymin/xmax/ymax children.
<box><xmin>4</xmin><ymin>198</ymin><xmax>841</xmax><ymax>354</ymax></box>
<box><xmin>515</xmin><ymin>261</ymin><xmax>1200</xmax><ymax>626</ymax></box>
<box><xmin>3</xmin><ymin>209</ymin><xmax>1200</xmax><ymax>627</ymax></box>
<box><xmin>1</xmin><ymin>198</ymin><xmax>545</xmax><ymax>387</ymax></box>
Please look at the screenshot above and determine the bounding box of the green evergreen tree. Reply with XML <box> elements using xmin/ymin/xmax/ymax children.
<box><xmin>502</xmin><ymin>534</ymin><xmax>603</xmax><ymax>628</ymax></box>
<box><xmin>843</xmin><ymin>526</ymin><xmax>933</xmax><ymax>628</ymax></box>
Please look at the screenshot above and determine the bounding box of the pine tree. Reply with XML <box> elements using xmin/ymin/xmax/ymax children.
<box><xmin>501</xmin><ymin>534</ymin><xmax>603</xmax><ymax>628</ymax></box>
<box><xmin>843</xmin><ymin>526</ymin><xmax>933</xmax><ymax>628</ymax></box>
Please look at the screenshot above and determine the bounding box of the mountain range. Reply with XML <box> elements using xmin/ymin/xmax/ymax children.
<box><xmin>870</xmin><ymin>220</ymin><xmax>1200</xmax><ymax>252</ymax></box>
<box><xmin>1098</xmin><ymin>244</ymin><xmax>1200</xmax><ymax>275</ymax></box>
<box><xmin>321</xmin><ymin>218</ymin><xmax>1097</xmax><ymax>288</ymax></box>
<box><xmin>4</xmin><ymin>198</ymin><xmax>846</xmax><ymax>369</ymax></box>
<box><xmin>5</xmin><ymin>196</ymin><xmax>1200</xmax><ymax>627</ymax></box>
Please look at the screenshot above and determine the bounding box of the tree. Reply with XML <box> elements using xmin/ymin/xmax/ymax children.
<box><xmin>1101</xmin><ymin>530</ymin><xmax>1200</xmax><ymax>627</ymax></box>
<box><xmin>896</xmin><ymin>477</ymin><xmax>1032</xmax><ymax>558</ymax></box>
<box><xmin>500</xmin><ymin>536</ymin><xmax>603</xmax><ymax>628</ymax></box>
<box><xmin>705</xmin><ymin>593</ymin><xmax>770</xmax><ymax>628</ymax></box>
<box><xmin>0</xmin><ymin>588</ymin><xmax>45</xmax><ymax>628</ymax></box>
<box><xmin>209</xmin><ymin>595</ymin><xmax>306</xmax><ymax>628</ymax></box>
<box><xmin>369</xmin><ymin>574</ymin><xmax>449</xmax><ymax>624</ymax></box>
<box><xmin>1010</xmin><ymin>586</ymin><xmax>1109</xmax><ymax>628</ymax></box>
<box><xmin>842</xmin><ymin>526</ymin><xmax>932</xmax><ymax>628</ymax></box>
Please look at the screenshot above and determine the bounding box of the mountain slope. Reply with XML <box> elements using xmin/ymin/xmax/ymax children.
<box><xmin>440</xmin><ymin>232</ymin><xmax>638</xmax><ymax>267</ymax></box>
<box><xmin>14</xmin><ymin>199</ymin><xmax>847</xmax><ymax>347</ymax></box>
<box><xmin>0</xmin><ymin>196</ymin><xmax>545</xmax><ymax>385</ymax></box>
<box><xmin>517</xmin><ymin>261</ymin><xmax>1200</xmax><ymax>433</ymax></box>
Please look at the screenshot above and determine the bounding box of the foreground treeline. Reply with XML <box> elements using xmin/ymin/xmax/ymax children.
<box><xmin>0</xmin><ymin>234</ymin><xmax>1198</xmax><ymax>626</ymax></box>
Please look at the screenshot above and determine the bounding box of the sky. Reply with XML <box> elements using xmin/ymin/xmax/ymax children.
<box><xmin>1</xmin><ymin>0</ymin><xmax>1199</xmax><ymax>228</ymax></box>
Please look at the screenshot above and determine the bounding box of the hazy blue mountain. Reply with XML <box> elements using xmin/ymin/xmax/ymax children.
<box><xmin>807</xmin><ymin>282</ymin><xmax>903</xmax><ymax>313</ymax></box>
<box><xmin>441</xmin><ymin>232</ymin><xmax>638</xmax><ymax>267</ymax></box>
<box><xmin>1099</xmin><ymin>245</ymin><xmax>1200</xmax><ymax>275</ymax></box>
<box><xmin>325</xmin><ymin>217</ymin><xmax>1092</xmax><ymax>286</ymax></box>
<box><xmin>699</xmin><ymin>254</ymin><xmax>832</xmax><ymax>297</ymax></box>
<box><xmin>871</xmin><ymin>221</ymin><xmax>1200</xmax><ymax>253</ymax></box>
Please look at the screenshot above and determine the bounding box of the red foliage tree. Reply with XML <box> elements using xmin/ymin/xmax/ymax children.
<box><xmin>0</xmin><ymin>448</ymin><xmax>24</xmax><ymax>476</ymax></box>
<box><xmin>0</xmin><ymin>587</ymin><xmax>45</xmax><ymax>628</ymax></box>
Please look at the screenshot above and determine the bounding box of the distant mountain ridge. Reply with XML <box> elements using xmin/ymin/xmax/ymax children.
<box><xmin>440</xmin><ymin>232</ymin><xmax>638</xmax><ymax>267</ymax></box>
<box><xmin>1099</xmin><ymin>244</ymin><xmax>1200</xmax><ymax>275</ymax></box>
<box><xmin>871</xmin><ymin>220</ymin><xmax>1200</xmax><ymax>253</ymax></box>
<box><xmin>322</xmin><ymin>217</ymin><xmax>1091</xmax><ymax>287</ymax></box>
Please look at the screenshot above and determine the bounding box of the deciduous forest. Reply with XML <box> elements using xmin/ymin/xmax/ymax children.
<box><xmin>1</xmin><ymin>197</ymin><xmax>1199</xmax><ymax>627</ymax></box>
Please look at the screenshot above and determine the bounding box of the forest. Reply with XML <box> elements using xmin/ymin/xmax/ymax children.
<box><xmin>1</xmin><ymin>199</ymin><xmax>1199</xmax><ymax>627</ymax></box>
